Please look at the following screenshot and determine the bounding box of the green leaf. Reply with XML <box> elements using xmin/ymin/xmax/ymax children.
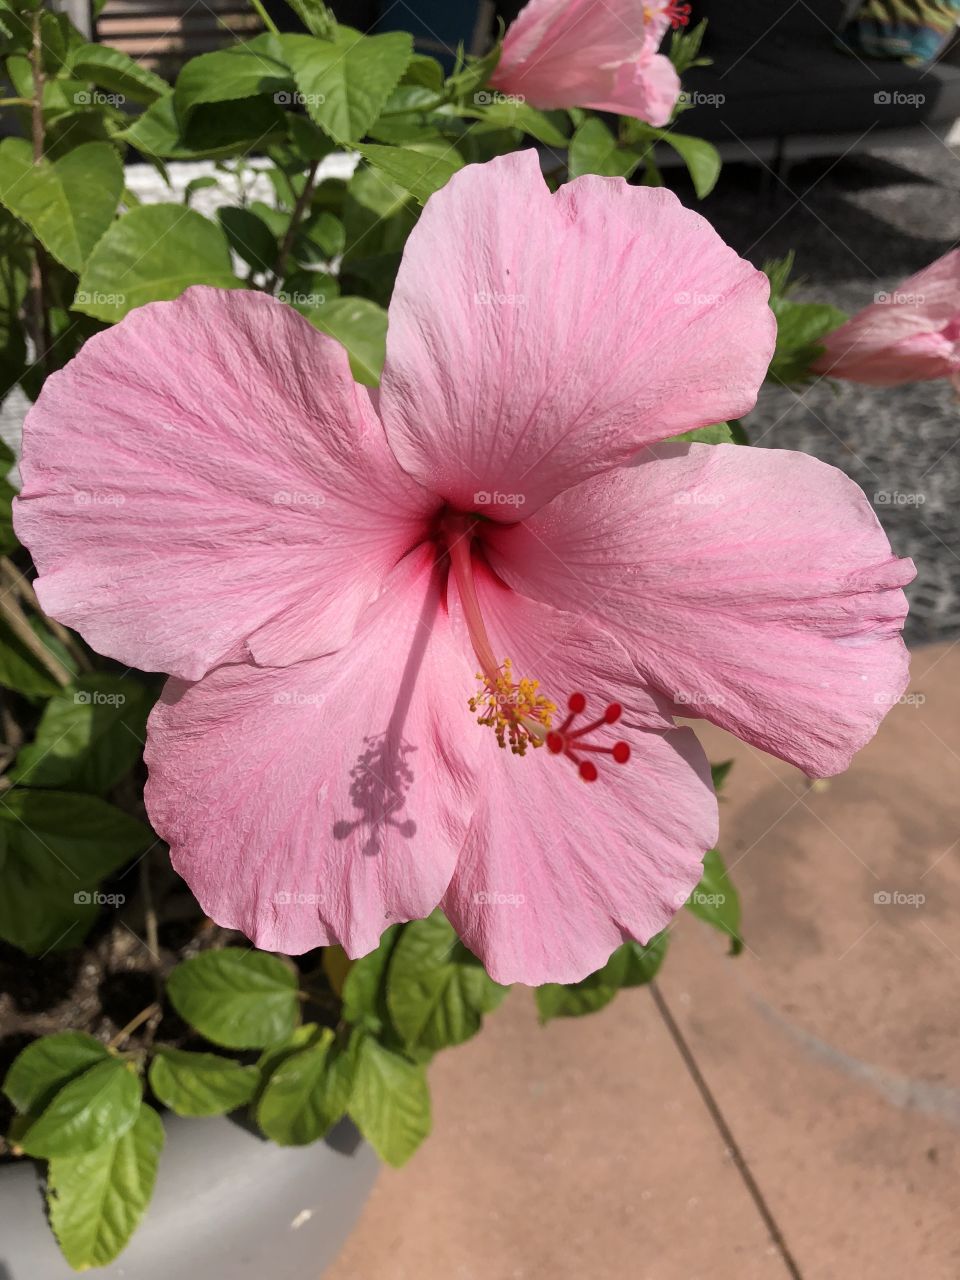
<box><xmin>535</xmin><ymin>933</ymin><xmax>669</xmax><ymax>1022</ymax></box>
<box><xmin>769</xmin><ymin>298</ymin><xmax>847</xmax><ymax>385</ymax></box>
<box><xmin>649</xmin><ymin>128</ymin><xmax>721</xmax><ymax>198</ymax></box>
<box><xmin>711</xmin><ymin>759</ymin><xmax>734</xmax><ymax>791</ymax></box>
<box><xmin>0</xmin><ymin>138</ymin><xmax>123</xmax><ymax>273</ymax></box>
<box><xmin>568</xmin><ymin>117</ymin><xmax>640</xmax><ymax>180</ymax></box>
<box><xmin>217</xmin><ymin>206</ymin><xmax>278</xmax><ymax>275</ymax></box>
<box><xmin>69</xmin><ymin>43</ymin><xmax>168</xmax><ymax>103</ymax></box>
<box><xmin>48</xmin><ymin>1102</ymin><xmax>163</xmax><ymax>1270</ymax></box>
<box><xmin>21</xmin><ymin>1058</ymin><xmax>141</xmax><ymax>1157</ymax></box>
<box><xmin>256</xmin><ymin>1027</ymin><xmax>351</xmax><ymax>1145</ymax></box>
<box><xmin>305</xmin><ymin>296</ymin><xmax>387</xmax><ymax>387</ymax></box>
<box><xmin>148</xmin><ymin>1047</ymin><xmax>259</xmax><ymax>1117</ymax></box>
<box><xmin>74</xmin><ymin>204</ymin><xmax>237</xmax><ymax>321</ymax></box>
<box><xmin>354</xmin><ymin>140</ymin><xmax>463</xmax><ymax>204</ymax></box>
<box><xmin>349</xmin><ymin>1036</ymin><xmax>430</xmax><ymax>1166</ymax></box>
<box><xmin>670</xmin><ymin>422</ymin><xmax>735</xmax><ymax>445</ymax></box>
<box><xmin>340</xmin><ymin>924</ymin><xmax>399</xmax><ymax>1033</ymax></box>
<box><xmin>0</xmin><ymin>789</ymin><xmax>152</xmax><ymax>954</ymax></box>
<box><xmin>387</xmin><ymin>912</ymin><xmax>507</xmax><ymax>1052</ymax></box>
<box><xmin>10</xmin><ymin>674</ymin><xmax>153</xmax><ymax>793</ymax></box>
<box><xmin>281</xmin><ymin>28</ymin><xmax>413</xmax><ymax>143</ymax></box>
<box><xmin>3</xmin><ymin>1031</ymin><xmax>110</xmax><ymax>1116</ymax></box>
<box><xmin>468</xmin><ymin>100</ymin><xmax>569</xmax><ymax>147</ymax></box>
<box><xmin>685</xmin><ymin>848</ymin><xmax>742</xmax><ymax>953</ymax></box>
<box><xmin>119</xmin><ymin>92</ymin><xmax>285</xmax><ymax>161</ymax></box>
<box><xmin>174</xmin><ymin>34</ymin><xmax>292</xmax><ymax>123</ymax></box>
<box><xmin>166</xmin><ymin>948</ymin><xmax>299</xmax><ymax>1049</ymax></box>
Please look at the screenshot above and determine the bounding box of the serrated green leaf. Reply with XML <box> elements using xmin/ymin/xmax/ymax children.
<box><xmin>568</xmin><ymin>117</ymin><xmax>640</xmax><ymax>180</ymax></box>
<box><xmin>148</xmin><ymin>1047</ymin><xmax>259</xmax><ymax>1117</ymax></box>
<box><xmin>670</xmin><ymin>422</ymin><xmax>735</xmax><ymax>445</ymax></box>
<box><xmin>387</xmin><ymin>913</ymin><xmax>507</xmax><ymax>1052</ymax></box>
<box><xmin>649</xmin><ymin>129</ymin><xmax>721</xmax><ymax>198</ymax></box>
<box><xmin>256</xmin><ymin>1027</ymin><xmax>347</xmax><ymax>1145</ymax></box>
<box><xmin>119</xmin><ymin>92</ymin><xmax>285</xmax><ymax>161</ymax></box>
<box><xmin>218</xmin><ymin>205</ymin><xmax>278</xmax><ymax>274</ymax></box>
<box><xmin>3</xmin><ymin>1031</ymin><xmax>110</xmax><ymax>1115</ymax></box>
<box><xmin>685</xmin><ymin>848</ymin><xmax>742</xmax><ymax>953</ymax></box>
<box><xmin>340</xmin><ymin>924</ymin><xmax>399</xmax><ymax>1033</ymax></box>
<box><xmin>74</xmin><ymin>204</ymin><xmax>237</xmax><ymax>321</ymax></box>
<box><xmin>305</xmin><ymin>295</ymin><xmax>387</xmax><ymax>386</ymax></box>
<box><xmin>10</xmin><ymin>674</ymin><xmax>153</xmax><ymax>793</ymax></box>
<box><xmin>21</xmin><ymin>1058</ymin><xmax>141</xmax><ymax>1157</ymax></box>
<box><xmin>769</xmin><ymin>298</ymin><xmax>847</xmax><ymax>385</ymax></box>
<box><xmin>166</xmin><ymin>948</ymin><xmax>299</xmax><ymax>1049</ymax></box>
<box><xmin>349</xmin><ymin>1036</ymin><xmax>429</xmax><ymax>1166</ymax></box>
<box><xmin>174</xmin><ymin>34</ymin><xmax>292</xmax><ymax>123</ymax></box>
<box><xmin>468</xmin><ymin>100</ymin><xmax>569</xmax><ymax>147</ymax></box>
<box><xmin>48</xmin><ymin>1102</ymin><xmax>163</xmax><ymax>1270</ymax></box>
<box><xmin>281</xmin><ymin>28</ymin><xmax>413</xmax><ymax>143</ymax></box>
<box><xmin>0</xmin><ymin>789</ymin><xmax>152</xmax><ymax>954</ymax></box>
<box><xmin>69</xmin><ymin>43</ymin><xmax>167</xmax><ymax>103</ymax></box>
<box><xmin>0</xmin><ymin>138</ymin><xmax>123</xmax><ymax>273</ymax></box>
<box><xmin>354</xmin><ymin>140</ymin><xmax>463</xmax><ymax>204</ymax></box>
<box><xmin>535</xmin><ymin>932</ymin><xmax>669</xmax><ymax>1022</ymax></box>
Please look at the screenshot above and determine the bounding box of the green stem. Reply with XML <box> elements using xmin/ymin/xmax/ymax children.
<box><xmin>249</xmin><ymin>0</ymin><xmax>279</xmax><ymax>35</ymax></box>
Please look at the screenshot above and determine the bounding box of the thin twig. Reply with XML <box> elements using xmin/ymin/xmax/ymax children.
<box><xmin>107</xmin><ymin>1002</ymin><xmax>162</xmax><ymax>1050</ymax></box>
<box><xmin>0</xmin><ymin>591</ymin><xmax>72</xmax><ymax>686</ymax></box>
<box><xmin>27</xmin><ymin>10</ymin><xmax>50</xmax><ymax>375</ymax></box>
<box><xmin>264</xmin><ymin>158</ymin><xmax>321</xmax><ymax>294</ymax></box>
<box><xmin>0</xmin><ymin>559</ymin><xmax>93</xmax><ymax>672</ymax></box>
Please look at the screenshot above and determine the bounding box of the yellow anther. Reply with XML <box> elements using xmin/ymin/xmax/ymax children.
<box><xmin>468</xmin><ymin>658</ymin><xmax>556</xmax><ymax>755</ymax></box>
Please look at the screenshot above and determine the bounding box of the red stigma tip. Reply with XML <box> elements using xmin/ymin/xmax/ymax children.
<box><xmin>665</xmin><ymin>1</ymin><xmax>691</xmax><ymax>28</ymax></box>
<box><xmin>549</xmin><ymin>694</ymin><xmax>633</xmax><ymax>781</ymax></box>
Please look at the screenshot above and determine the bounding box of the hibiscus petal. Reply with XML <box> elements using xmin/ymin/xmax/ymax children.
<box><xmin>443</xmin><ymin>562</ymin><xmax>717</xmax><ymax>986</ymax></box>
<box><xmin>813</xmin><ymin>249</ymin><xmax>960</xmax><ymax>386</ymax></box>
<box><xmin>144</xmin><ymin>546</ymin><xmax>477</xmax><ymax>956</ymax></box>
<box><xmin>379</xmin><ymin>152</ymin><xmax>775</xmax><ymax>518</ymax></box>
<box><xmin>485</xmin><ymin>444</ymin><xmax>915</xmax><ymax>778</ymax></box>
<box><xmin>15</xmin><ymin>287</ymin><xmax>436</xmax><ymax>680</ymax></box>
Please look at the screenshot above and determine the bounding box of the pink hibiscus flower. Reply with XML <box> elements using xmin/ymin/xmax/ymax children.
<box><xmin>813</xmin><ymin>249</ymin><xmax>960</xmax><ymax>390</ymax></box>
<box><xmin>489</xmin><ymin>0</ymin><xmax>684</xmax><ymax>126</ymax></box>
<box><xmin>15</xmin><ymin>153</ymin><xmax>914</xmax><ymax>985</ymax></box>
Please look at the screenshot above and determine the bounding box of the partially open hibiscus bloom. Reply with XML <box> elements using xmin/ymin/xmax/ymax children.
<box><xmin>15</xmin><ymin>152</ymin><xmax>914</xmax><ymax>985</ymax></box>
<box><xmin>490</xmin><ymin>0</ymin><xmax>684</xmax><ymax>126</ymax></box>
<box><xmin>813</xmin><ymin>248</ymin><xmax>960</xmax><ymax>390</ymax></box>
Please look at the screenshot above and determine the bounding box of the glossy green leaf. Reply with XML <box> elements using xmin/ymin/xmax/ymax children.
<box><xmin>69</xmin><ymin>43</ymin><xmax>168</xmax><ymax>103</ymax></box>
<box><xmin>218</xmin><ymin>205</ymin><xmax>278</xmax><ymax>275</ymax></box>
<box><xmin>166</xmin><ymin>948</ymin><xmax>299</xmax><ymax>1049</ymax></box>
<box><xmin>74</xmin><ymin>204</ymin><xmax>237</xmax><ymax>321</ymax></box>
<box><xmin>354</xmin><ymin>140</ymin><xmax>463</xmax><ymax>204</ymax></box>
<box><xmin>685</xmin><ymin>848</ymin><xmax>742</xmax><ymax>953</ymax></box>
<box><xmin>305</xmin><ymin>296</ymin><xmax>387</xmax><ymax>386</ymax></box>
<box><xmin>0</xmin><ymin>138</ymin><xmax>123</xmax><ymax>273</ymax></box>
<box><xmin>3</xmin><ymin>1031</ymin><xmax>110</xmax><ymax>1116</ymax></box>
<box><xmin>340</xmin><ymin>924</ymin><xmax>399</xmax><ymax>1033</ymax></box>
<box><xmin>282</xmin><ymin>28</ymin><xmax>413</xmax><ymax>143</ymax></box>
<box><xmin>48</xmin><ymin>1102</ymin><xmax>163</xmax><ymax>1270</ymax></box>
<box><xmin>671</xmin><ymin>422</ymin><xmax>735</xmax><ymax>445</ymax></box>
<box><xmin>21</xmin><ymin>1058</ymin><xmax>141</xmax><ymax>1157</ymax></box>
<box><xmin>649</xmin><ymin>128</ymin><xmax>721</xmax><ymax>198</ymax></box>
<box><xmin>387</xmin><ymin>912</ymin><xmax>507</xmax><ymax>1052</ymax></box>
<box><xmin>0</xmin><ymin>789</ymin><xmax>152</xmax><ymax>954</ymax></box>
<box><xmin>10</xmin><ymin>674</ymin><xmax>153</xmax><ymax>793</ymax></box>
<box><xmin>349</xmin><ymin>1036</ymin><xmax>430</xmax><ymax>1167</ymax></box>
<box><xmin>174</xmin><ymin>34</ymin><xmax>292</xmax><ymax>122</ymax></box>
<box><xmin>148</xmin><ymin>1047</ymin><xmax>259</xmax><ymax>1117</ymax></box>
<box><xmin>535</xmin><ymin>932</ymin><xmax>669</xmax><ymax>1022</ymax></box>
<box><xmin>568</xmin><ymin>117</ymin><xmax>640</xmax><ymax>179</ymax></box>
<box><xmin>257</xmin><ymin>1027</ymin><xmax>351</xmax><ymax>1145</ymax></box>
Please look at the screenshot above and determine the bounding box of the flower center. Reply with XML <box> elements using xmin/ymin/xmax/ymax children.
<box><xmin>645</xmin><ymin>1</ymin><xmax>691</xmax><ymax>28</ymax></box>
<box><xmin>444</xmin><ymin>514</ymin><xmax>631</xmax><ymax>782</ymax></box>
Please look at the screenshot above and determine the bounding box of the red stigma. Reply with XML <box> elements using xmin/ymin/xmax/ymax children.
<box><xmin>664</xmin><ymin>1</ymin><xmax>691</xmax><ymax>28</ymax></box>
<box><xmin>546</xmin><ymin>693</ymin><xmax>631</xmax><ymax>783</ymax></box>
